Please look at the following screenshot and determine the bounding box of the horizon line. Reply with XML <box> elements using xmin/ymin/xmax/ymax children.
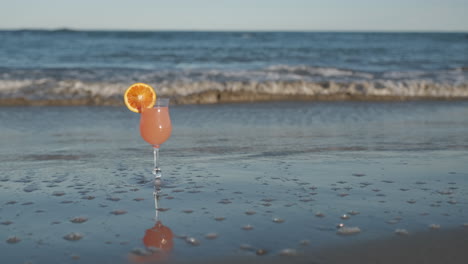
<box><xmin>1</xmin><ymin>27</ymin><xmax>468</xmax><ymax>33</ymax></box>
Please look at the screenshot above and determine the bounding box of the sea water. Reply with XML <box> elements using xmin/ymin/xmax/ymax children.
<box><xmin>0</xmin><ymin>31</ymin><xmax>467</xmax><ymax>103</ymax></box>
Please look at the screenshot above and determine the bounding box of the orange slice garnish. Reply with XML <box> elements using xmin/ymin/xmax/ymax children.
<box><xmin>124</xmin><ymin>83</ymin><xmax>156</xmax><ymax>113</ymax></box>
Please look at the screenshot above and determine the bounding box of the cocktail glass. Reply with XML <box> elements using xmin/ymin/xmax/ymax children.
<box><xmin>140</xmin><ymin>98</ymin><xmax>172</xmax><ymax>190</ymax></box>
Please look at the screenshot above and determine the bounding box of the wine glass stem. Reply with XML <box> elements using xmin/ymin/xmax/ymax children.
<box><xmin>154</xmin><ymin>185</ymin><xmax>160</xmax><ymax>220</ymax></box>
<box><xmin>153</xmin><ymin>146</ymin><xmax>162</xmax><ymax>179</ymax></box>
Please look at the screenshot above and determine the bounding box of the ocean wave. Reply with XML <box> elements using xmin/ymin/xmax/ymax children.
<box><xmin>1</xmin><ymin>65</ymin><xmax>466</xmax><ymax>83</ymax></box>
<box><xmin>0</xmin><ymin>78</ymin><xmax>467</xmax><ymax>106</ymax></box>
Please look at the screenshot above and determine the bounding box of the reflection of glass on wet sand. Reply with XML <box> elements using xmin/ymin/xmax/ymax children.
<box><xmin>128</xmin><ymin>181</ymin><xmax>174</xmax><ymax>263</ymax></box>
<box><xmin>0</xmin><ymin>101</ymin><xmax>468</xmax><ymax>263</ymax></box>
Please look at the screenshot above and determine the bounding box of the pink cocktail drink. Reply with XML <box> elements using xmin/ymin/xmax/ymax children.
<box><xmin>140</xmin><ymin>107</ymin><xmax>172</xmax><ymax>148</ymax></box>
<box><xmin>139</xmin><ymin>98</ymin><xmax>172</xmax><ymax>180</ymax></box>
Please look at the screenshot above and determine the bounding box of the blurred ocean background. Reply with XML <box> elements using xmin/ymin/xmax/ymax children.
<box><xmin>1</xmin><ymin>30</ymin><xmax>467</xmax><ymax>104</ymax></box>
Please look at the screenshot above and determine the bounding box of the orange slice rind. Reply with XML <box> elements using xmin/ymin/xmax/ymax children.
<box><xmin>124</xmin><ymin>83</ymin><xmax>156</xmax><ymax>113</ymax></box>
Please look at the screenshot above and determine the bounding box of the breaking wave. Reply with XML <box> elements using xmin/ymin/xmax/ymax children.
<box><xmin>0</xmin><ymin>66</ymin><xmax>467</xmax><ymax>105</ymax></box>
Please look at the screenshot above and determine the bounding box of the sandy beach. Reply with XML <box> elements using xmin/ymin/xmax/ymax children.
<box><xmin>1</xmin><ymin>101</ymin><xmax>467</xmax><ymax>263</ymax></box>
<box><xmin>175</xmin><ymin>227</ymin><xmax>468</xmax><ymax>264</ymax></box>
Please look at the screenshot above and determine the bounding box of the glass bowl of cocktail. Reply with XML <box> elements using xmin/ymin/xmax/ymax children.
<box><xmin>124</xmin><ymin>83</ymin><xmax>172</xmax><ymax>185</ymax></box>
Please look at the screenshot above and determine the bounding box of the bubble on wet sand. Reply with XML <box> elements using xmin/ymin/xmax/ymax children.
<box><xmin>407</xmin><ymin>199</ymin><xmax>417</xmax><ymax>204</ymax></box>
<box><xmin>278</xmin><ymin>248</ymin><xmax>298</xmax><ymax>257</ymax></box>
<box><xmin>110</xmin><ymin>210</ymin><xmax>127</xmax><ymax>215</ymax></box>
<box><xmin>6</xmin><ymin>236</ymin><xmax>21</xmax><ymax>244</ymax></box>
<box><xmin>214</xmin><ymin>217</ymin><xmax>226</xmax><ymax>221</ymax></box>
<box><xmin>272</xmin><ymin>217</ymin><xmax>285</xmax><ymax>223</ymax></box>
<box><xmin>337</xmin><ymin>226</ymin><xmax>361</xmax><ymax>235</ymax></box>
<box><xmin>185</xmin><ymin>237</ymin><xmax>200</xmax><ymax>246</ymax></box>
<box><xmin>447</xmin><ymin>199</ymin><xmax>457</xmax><ymax>205</ymax></box>
<box><xmin>340</xmin><ymin>214</ymin><xmax>350</xmax><ymax>220</ymax></box>
<box><xmin>218</xmin><ymin>199</ymin><xmax>232</xmax><ymax>204</ymax></box>
<box><xmin>360</xmin><ymin>182</ymin><xmax>372</xmax><ymax>187</ymax></box>
<box><xmin>63</xmin><ymin>232</ymin><xmax>83</xmax><ymax>241</ymax></box>
<box><xmin>437</xmin><ymin>190</ymin><xmax>453</xmax><ymax>195</ymax></box>
<box><xmin>242</xmin><ymin>224</ymin><xmax>254</xmax><ymax>230</ymax></box>
<box><xmin>70</xmin><ymin>217</ymin><xmax>88</xmax><ymax>224</ymax></box>
<box><xmin>245</xmin><ymin>210</ymin><xmax>256</xmax><ymax>215</ymax></box>
<box><xmin>394</xmin><ymin>229</ymin><xmax>409</xmax><ymax>236</ymax></box>
<box><xmin>52</xmin><ymin>191</ymin><xmax>65</xmax><ymax>196</ymax></box>
<box><xmin>107</xmin><ymin>197</ymin><xmax>120</xmax><ymax>202</ymax></box>
<box><xmin>348</xmin><ymin>210</ymin><xmax>360</xmax><ymax>215</ymax></box>
<box><xmin>182</xmin><ymin>210</ymin><xmax>194</xmax><ymax>214</ymax></box>
<box><xmin>133</xmin><ymin>198</ymin><xmax>144</xmax><ymax>201</ymax></box>
<box><xmin>81</xmin><ymin>195</ymin><xmax>95</xmax><ymax>200</ymax></box>
<box><xmin>315</xmin><ymin>212</ymin><xmax>325</xmax><ymax>218</ymax></box>
<box><xmin>23</xmin><ymin>185</ymin><xmax>39</xmax><ymax>192</ymax></box>
<box><xmin>204</xmin><ymin>233</ymin><xmax>218</xmax><ymax>240</ymax></box>
<box><xmin>429</xmin><ymin>224</ymin><xmax>440</xmax><ymax>230</ymax></box>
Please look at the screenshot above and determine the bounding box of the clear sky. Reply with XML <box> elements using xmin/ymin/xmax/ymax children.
<box><xmin>1</xmin><ymin>0</ymin><xmax>467</xmax><ymax>31</ymax></box>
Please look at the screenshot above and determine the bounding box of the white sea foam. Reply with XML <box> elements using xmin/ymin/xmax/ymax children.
<box><xmin>0</xmin><ymin>77</ymin><xmax>467</xmax><ymax>106</ymax></box>
<box><xmin>0</xmin><ymin>65</ymin><xmax>467</xmax><ymax>105</ymax></box>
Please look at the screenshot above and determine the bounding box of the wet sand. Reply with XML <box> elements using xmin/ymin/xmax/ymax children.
<box><xmin>314</xmin><ymin>227</ymin><xmax>468</xmax><ymax>264</ymax></box>
<box><xmin>176</xmin><ymin>227</ymin><xmax>468</xmax><ymax>264</ymax></box>
<box><xmin>1</xmin><ymin>102</ymin><xmax>467</xmax><ymax>263</ymax></box>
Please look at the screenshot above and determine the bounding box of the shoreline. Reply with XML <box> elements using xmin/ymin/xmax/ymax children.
<box><xmin>1</xmin><ymin>91</ymin><xmax>468</xmax><ymax>107</ymax></box>
<box><xmin>1</xmin><ymin>79</ymin><xmax>467</xmax><ymax>106</ymax></box>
